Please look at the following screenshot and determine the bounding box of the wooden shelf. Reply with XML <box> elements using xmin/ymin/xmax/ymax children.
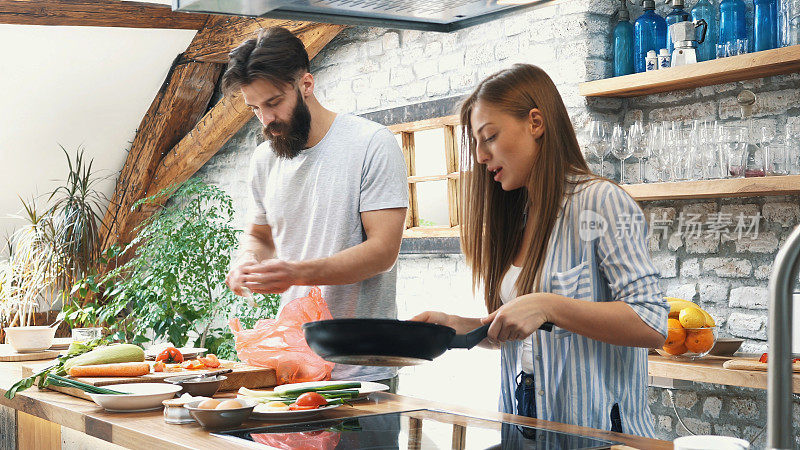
<box><xmin>622</xmin><ymin>175</ymin><xmax>800</xmax><ymax>201</ymax></box>
<box><xmin>579</xmin><ymin>45</ymin><xmax>800</xmax><ymax>97</ymax></box>
<box><xmin>648</xmin><ymin>354</ymin><xmax>800</xmax><ymax>393</ymax></box>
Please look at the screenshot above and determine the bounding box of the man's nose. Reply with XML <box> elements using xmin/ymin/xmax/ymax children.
<box><xmin>258</xmin><ymin>110</ymin><xmax>276</xmax><ymax>127</ymax></box>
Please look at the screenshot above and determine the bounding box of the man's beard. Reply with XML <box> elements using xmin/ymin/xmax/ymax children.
<box><xmin>263</xmin><ymin>90</ymin><xmax>312</xmax><ymax>159</ymax></box>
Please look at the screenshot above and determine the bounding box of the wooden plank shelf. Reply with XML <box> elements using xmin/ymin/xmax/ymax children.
<box><xmin>622</xmin><ymin>175</ymin><xmax>800</xmax><ymax>201</ymax></box>
<box><xmin>579</xmin><ymin>44</ymin><xmax>800</xmax><ymax>97</ymax></box>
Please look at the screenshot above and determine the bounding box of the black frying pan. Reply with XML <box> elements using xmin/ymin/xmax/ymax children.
<box><xmin>302</xmin><ymin>318</ymin><xmax>554</xmax><ymax>367</ymax></box>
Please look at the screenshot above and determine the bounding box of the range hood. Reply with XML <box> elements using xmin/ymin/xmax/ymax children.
<box><xmin>172</xmin><ymin>0</ymin><xmax>551</xmax><ymax>32</ymax></box>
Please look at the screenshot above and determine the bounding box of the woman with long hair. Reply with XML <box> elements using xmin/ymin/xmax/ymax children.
<box><xmin>413</xmin><ymin>64</ymin><xmax>668</xmax><ymax>437</ymax></box>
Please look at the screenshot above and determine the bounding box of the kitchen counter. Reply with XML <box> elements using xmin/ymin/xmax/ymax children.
<box><xmin>0</xmin><ymin>360</ymin><xmax>671</xmax><ymax>449</ymax></box>
<box><xmin>648</xmin><ymin>354</ymin><xmax>800</xmax><ymax>392</ymax></box>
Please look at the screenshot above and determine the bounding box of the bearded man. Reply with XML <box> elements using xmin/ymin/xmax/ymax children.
<box><xmin>224</xmin><ymin>27</ymin><xmax>408</xmax><ymax>389</ymax></box>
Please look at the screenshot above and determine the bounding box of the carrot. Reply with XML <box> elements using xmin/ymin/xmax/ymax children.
<box><xmin>68</xmin><ymin>362</ymin><xmax>151</xmax><ymax>378</ymax></box>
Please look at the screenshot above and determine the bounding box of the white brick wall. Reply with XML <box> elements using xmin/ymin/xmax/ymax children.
<box><xmin>191</xmin><ymin>0</ymin><xmax>800</xmax><ymax>442</ymax></box>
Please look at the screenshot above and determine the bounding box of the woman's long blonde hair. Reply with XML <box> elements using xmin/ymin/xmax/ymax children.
<box><xmin>459</xmin><ymin>64</ymin><xmax>593</xmax><ymax>313</ymax></box>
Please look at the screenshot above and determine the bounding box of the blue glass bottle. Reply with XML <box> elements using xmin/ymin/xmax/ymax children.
<box><xmin>718</xmin><ymin>0</ymin><xmax>747</xmax><ymax>48</ymax></box>
<box><xmin>666</xmin><ymin>0</ymin><xmax>691</xmax><ymax>54</ymax></box>
<box><xmin>634</xmin><ymin>0</ymin><xmax>668</xmax><ymax>73</ymax></box>
<box><xmin>691</xmin><ymin>0</ymin><xmax>717</xmax><ymax>61</ymax></box>
<box><xmin>754</xmin><ymin>0</ymin><xmax>779</xmax><ymax>51</ymax></box>
<box><xmin>614</xmin><ymin>0</ymin><xmax>635</xmax><ymax>76</ymax></box>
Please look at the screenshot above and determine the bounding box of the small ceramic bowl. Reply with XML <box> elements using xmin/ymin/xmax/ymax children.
<box><xmin>4</xmin><ymin>326</ymin><xmax>57</xmax><ymax>352</ymax></box>
<box><xmin>184</xmin><ymin>398</ymin><xmax>257</xmax><ymax>429</ymax></box>
<box><xmin>164</xmin><ymin>375</ymin><xmax>226</xmax><ymax>397</ymax></box>
<box><xmin>162</xmin><ymin>395</ymin><xmax>209</xmax><ymax>424</ymax></box>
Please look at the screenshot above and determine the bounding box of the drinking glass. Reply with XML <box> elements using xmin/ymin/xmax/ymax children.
<box><xmin>766</xmin><ymin>141</ymin><xmax>789</xmax><ymax>175</ymax></box>
<box><xmin>786</xmin><ymin>122</ymin><xmax>800</xmax><ymax>174</ymax></box>
<box><xmin>646</xmin><ymin>122</ymin><xmax>665</xmax><ymax>182</ymax></box>
<box><xmin>584</xmin><ymin>120</ymin><xmax>610</xmax><ymax>176</ymax></box>
<box><xmin>716</xmin><ymin>42</ymin><xmax>730</xmax><ymax>58</ymax></box>
<box><xmin>628</xmin><ymin>121</ymin><xmax>649</xmax><ymax>183</ymax></box>
<box><xmin>733</xmin><ymin>38</ymin><xmax>750</xmax><ymax>55</ymax></box>
<box><xmin>723</xmin><ymin>126</ymin><xmax>747</xmax><ymax>177</ymax></box>
<box><xmin>610</xmin><ymin>124</ymin><xmax>631</xmax><ymax>183</ymax></box>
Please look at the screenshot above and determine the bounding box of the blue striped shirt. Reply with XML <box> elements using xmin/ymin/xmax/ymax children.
<box><xmin>499</xmin><ymin>177</ymin><xmax>668</xmax><ymax>438</ymax></box>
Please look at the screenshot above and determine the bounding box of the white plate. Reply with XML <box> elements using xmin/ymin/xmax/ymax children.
<box><xmin>89</xmin><ymin>383</ymin><xmax>182</xmax><ymax>412</ymax></box>
<box><xmin>272</xmin><ymin>380</ymin><xmax>389</xmax><ymax>398</ymax></box>
<box><xmin>250</xmin><ymin>403</ymin><xmax>341</xmax><ymax>421</ymax></box>
<box><xmin>144</xmin><ymin>347</ymin><xmax>207</xmax><ymax>360</ymax></box>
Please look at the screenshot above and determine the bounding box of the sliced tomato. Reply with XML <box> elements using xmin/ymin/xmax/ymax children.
<box><xmin>288</xmin><ymin>404</ymin><xmax>318</xmax><ymax>411</ymax></box>
<box><xmin>294</xmin><ymin>392</ymin><xmax>327</xmax><ymax>408</ymax></box>
<box><xmin>759</xmin><ymin>352</ymin><xmax>768</xmax><ymax>363</ymax></box>
<box><xmin>153</xmin><ymin>361</ymin><xmax>166</xmax><ymax>372</ymax></box>
<box><xmin>198</xmin><ymin>354</ymin><xmax>220</xmax><ymax>368</ymax></box>
<box><xmin>180</xmin><ymin>359</ymin><xmax>205</xmax><ymax>370</ymax></box>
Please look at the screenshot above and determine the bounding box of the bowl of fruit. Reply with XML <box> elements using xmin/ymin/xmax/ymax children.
<box><xmin>655</xmin><ymin>297</ymin><xmax>717</xmax><ymax>360</ymax></box>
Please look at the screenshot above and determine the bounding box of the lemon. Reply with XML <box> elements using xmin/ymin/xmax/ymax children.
<box><xmin>668</xmin><ymin>300</ymin><xmax>701</xmax><ymax>319</ymax></box>
<box><xmin>700</xmin><ymin>309</ymin><xmax>716</xmax><ymax>327</ymax></box>
<box><xmin>679</xmin><ymin>307</ymin><xmax>706</xmax><ymax>329</ymax></box>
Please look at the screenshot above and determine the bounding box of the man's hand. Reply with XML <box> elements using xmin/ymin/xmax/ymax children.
<box><xmin>242</xmin><ymin>259</ymin><xmax>303</xmax><ymax>294</ymax></box>
<box><xmin>225</xmin><ymin>253</ymin><xmax>258</xmax><ymax>296</ymax></box>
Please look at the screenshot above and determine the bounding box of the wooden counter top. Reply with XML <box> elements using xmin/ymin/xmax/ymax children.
<box><xmin>0</xmin><ymin>360</ymin><xmax>671</xmax><ymax>449</ymax></box>
<box><xmin>648</xmin><ymin>354</ymin><xmax>800</xmax><ymax>392</ymax></box>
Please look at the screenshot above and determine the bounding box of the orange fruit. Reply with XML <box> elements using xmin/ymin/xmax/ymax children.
<box><xmin>685</xmin><ymin>328</ymin><xmax>714</xmax><ymax>354</ymax></box>
<box><xmin>662</xmin><ymin>342</ymin><xmax>688</xmax><ymax>355</ymax></box>
<box><xmin>665</xmin><ymin>319</ymin><xmax>686</xmax><ymax>346</ymax></box>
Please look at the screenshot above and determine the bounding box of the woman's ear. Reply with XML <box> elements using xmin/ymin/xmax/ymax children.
<box><xmin>528</xmin><ymin>108</ymin><xmax>545</xmax><ymax>139</ymax></box>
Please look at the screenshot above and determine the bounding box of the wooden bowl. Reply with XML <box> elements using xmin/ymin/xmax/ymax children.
<box><xmin>708</xmin><ymin>338</ymin><xmax>744</xmax><ymax>356</ymax></box>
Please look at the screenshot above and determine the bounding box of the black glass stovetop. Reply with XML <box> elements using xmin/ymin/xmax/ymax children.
<box><xmin>212</xmin><ymin>409</ymin><xmax>619</xmax><ymax>449</ymax></box>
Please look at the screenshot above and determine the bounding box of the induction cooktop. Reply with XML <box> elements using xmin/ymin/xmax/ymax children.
<box><xmin>212</xmin><ymin>409</ymin><xmax>620</xmax><ymax>449</ymax></box>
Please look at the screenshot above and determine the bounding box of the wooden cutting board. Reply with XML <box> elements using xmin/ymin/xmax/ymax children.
<box><xmin>723</xmin><ymin>359</ymin><xmax>800</xmax><ymax>372</ymax></box>
<box><xmin>0</xmin><ymin>345</ymin><xmax>61</xmax><ymax>362</ymax></box>
<box><xmin>22</xmin><ymin>359</ymin><xmax>277</xmax><ymax>401</ymax></box>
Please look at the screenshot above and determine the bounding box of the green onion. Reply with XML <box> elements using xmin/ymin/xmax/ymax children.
<box><xmin>279</xmin><ymin>382</ymin><xmax>361</xmax><ymax>396</ymax></box>
<box><xmin>45</xmin><ymin>374</ymin><xmax>126</xmax><ymax>395</ymax></box>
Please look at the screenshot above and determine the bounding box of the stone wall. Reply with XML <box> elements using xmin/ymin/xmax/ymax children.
<box><xmin>191</xmin><ymin>0</ymin><xmax>800</xmax><ymax>446</ymax></box>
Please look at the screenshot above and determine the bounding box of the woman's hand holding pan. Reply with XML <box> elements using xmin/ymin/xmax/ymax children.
<box><xmin>481</xmin><ymin>293</ymin><xmax>555</xmax><ymax>343</ymax></box>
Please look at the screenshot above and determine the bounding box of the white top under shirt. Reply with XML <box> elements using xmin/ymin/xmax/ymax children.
<box><xmin>499</xmin><ymin>264</ymin><xmax>535</xmax><ymax>374</ymax></box>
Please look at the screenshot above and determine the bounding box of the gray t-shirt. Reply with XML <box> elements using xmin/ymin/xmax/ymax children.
<box><xmin>248</xmin><ymin>113</ymin><xmax>408</xmax><ymax>381</ymax></box>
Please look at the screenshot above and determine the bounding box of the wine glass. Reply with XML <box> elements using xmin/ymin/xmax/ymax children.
<box><xmin>584</xmin><ymin>121</ymin><xmax>609</xmax><ymax>176</ymax></box>
<box><xmin>611</xmin><ymin>124</ymin><xmax>632</xmax><ymax>184</ymax></box>
<box><xmin>628</xmin><ymin>121</ymin><xmax>649</xmax><ymax>183</ymax></box>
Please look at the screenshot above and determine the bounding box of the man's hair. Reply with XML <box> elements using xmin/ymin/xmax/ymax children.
<box><xmin>221</xmin><ymin>26</ymin><xmax>310</xmax><ymax>95</ymax></box>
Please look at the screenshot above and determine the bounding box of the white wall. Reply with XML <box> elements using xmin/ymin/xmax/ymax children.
<box><xmin>0</xmin><ymin>23</ymin><xmax>196</xmax><ymax>249</ymax></box>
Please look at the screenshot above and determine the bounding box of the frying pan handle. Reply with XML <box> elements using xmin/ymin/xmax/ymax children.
<box><xmin>449</xmin><ymin>322</ymin><xmax>554</xmax><ymax>349</ymax></box>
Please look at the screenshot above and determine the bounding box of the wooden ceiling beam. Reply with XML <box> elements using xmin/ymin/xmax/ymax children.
<box><xmin>99</xmin><ymin>58</ymin><xmax>223</xmax><ymax>248</ymax></box>
<box><xmin>0</xmin><ymin>0</ymin><xmax>209</xmax><ymax>29</ymax></box>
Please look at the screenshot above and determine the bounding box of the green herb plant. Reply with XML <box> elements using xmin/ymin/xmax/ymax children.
<box><xmin>99</xmin><ymin>179</ymin><xmax>278</xmax><ymax>354</ymax></box>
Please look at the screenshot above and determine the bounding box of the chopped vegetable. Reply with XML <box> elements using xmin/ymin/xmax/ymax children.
<box><xmin>757</xmin><ymin>353</ymin><xmax>800</xmax><ymax>364</ymax></box>
<box><xmin>288</xmin><ymin>404</ymin><xmax>318</xmax><ymax>410</ymax></box>
<box><xmin>180</xmin><ymin>360</ymin><xmax>204</xmax><ymax>370</ymax></box>
<box><xmin>156</xmin><ymin>347</ymin><xmax>184</xmax><ymax>364</ymax></box>
<box><xmin>68</xmin><ymin>362</ymin><xmax>151</xmax><ymax>377</ymax></box>
<box><xmin>295</xmin><ymin>392</ymin><xmax>328</xmax><ymax>408</ymax></box>
<box><xmin>153</xmin><ymin>361</ymin><xmax>166</xmax><ymax>372</ymax></box>
<box><xmin>198</xmin><ymin>354</ymin><xmax>220</xmax><ymax>368</ymax></box>
<box><xmin>280</xmin><ymin>382</ymin><xmax>361</xmax><ymax>396</ymax></box>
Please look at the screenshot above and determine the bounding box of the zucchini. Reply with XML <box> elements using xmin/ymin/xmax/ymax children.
<box><xmin>63</xmin><ymin>344</ymin><xmax>144</xmax><ymax>372</ymax></box>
